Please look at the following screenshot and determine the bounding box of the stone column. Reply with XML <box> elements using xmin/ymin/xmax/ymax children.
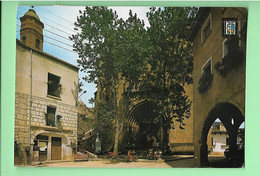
<box><xmin>199</xmin><ymin>139</ymin><xmax>209</xmax><ymax>167</ymax></box>
<box><xmin>47</xmin><ymin>135</ymin><xmax>52</xmax><ymax>160</ymax></box>
<box><xmin>228</xmin><ymin>128</ymin><xmax>239</xmax><ymax>165</ymax></box>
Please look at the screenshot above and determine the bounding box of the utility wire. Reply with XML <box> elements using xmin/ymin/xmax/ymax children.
<box><xmin>19</xmin><ymin>6</ymin><xmax>77</xmax><ymax>30</ymax></box>
<box><xmin>17</xmin><ymin>11</ymin><xmax>77</xmax><ymax>36</ymax></box>
<box><xmin>44</xmin><ymin>28</ymin><xmax>72</xmax><ymax>42</ymax></box>
<box><xmin>16</xmin><ymin>7</ymin><xmax>78</xmax><ymax>54</ymax></box>
<box><xmin>16</xmin><ymin>23</ymin><xmax>73</xmax><ymax>43</ymax></box>
<box><xmin>16</xmin><ymin>29</ymin><xmax>76</xmax><ymax>54</ymax></box>
<box><xmin>44</xmin><ymin>23</ymin><xmax>72</xmax><ymax>36</ymax></box>
<box><xmin>44</xmin><ymin>35</ymin><xmax>73</xmax><ymax>48</ymax></box>
<box><xmin>17</xmin><ymin>10</ymin><xmax>77</xmax><ymax>34</ymax></box>
<box><xmin>39</xmin><ymin>15</ymin><xmax>77</xmax><ymax>34</ymax></box>
<box><xmin>19</xmin><ymin>6</ymin><xmax>74</xmax><ymax>25</ymax></box>
<box><xmin>44</xmin><ymin>41</ymin><xmax>76</xmax><ymax>53</ymax></box>
<box><xmin>35</xmin><ymin>6</ymin><xmax>75</xmax><ymax>26</ymax></box>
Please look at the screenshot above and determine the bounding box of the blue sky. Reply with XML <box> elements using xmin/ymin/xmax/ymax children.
<box><xmin>16</xmin><ymin>6</ymin><xmax>150</xmax><ymax>107</ymax></box>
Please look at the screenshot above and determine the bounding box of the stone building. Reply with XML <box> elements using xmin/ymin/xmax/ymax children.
<box><xmin>15</xmin><ymin>9</ymin><xmax>79</xmax><ymax>162</ymax></box>
<box><xmin>95</xmin><ymin>64</ymin><xmax>194</xmax><ymax>154</ymax></box>
<box><xmin>210</xmin><ymin>122</ymin><xmax>229</xmax><ymax>153</ymax></box>
<box><xmin>168</xmin><ymin>84</ymin><xmax>194</xmax><ymax>154</ymax></box>
<box><xmin>209</xmin><ymin>121</ymin><xmax>244</xmax><ymax>154</ymax></box>
<box><xmin>189</xmin><ymin>7</ymin><xmax>246</xmax><ymax>166</ymax></box>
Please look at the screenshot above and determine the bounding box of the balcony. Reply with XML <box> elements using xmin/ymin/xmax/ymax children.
<box><xmin>215</xmin><ymin>36</ymin><xmax>244</xmax><ymax>77</ymax></box>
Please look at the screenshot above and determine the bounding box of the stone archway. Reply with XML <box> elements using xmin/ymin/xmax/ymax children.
<box><xmin>32</xmin><ymin>131</ymin><xmax>70</xmax><ymax>145</ymax></box>
<box><xmin>199</xmin><ymin>102</ymin><xmax>244</xmax><ymax>166</ymax></box>
<box><xmin>32</xmin><ymin>131</ymin><xmax>72</xmax><ymax>161</ymax></box>
<box><xmin>123</xmin><ymin>101</ymin><xmax>167</xmax><ymax>150</ymax></box>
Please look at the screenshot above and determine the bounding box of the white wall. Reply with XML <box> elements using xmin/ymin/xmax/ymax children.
<box><xmin>16</xmin><ymin>44</ymin><xmax>78</xmax><ymax>106</ymax></box>
<box><xmin>212</xmin><ymin>133</ymin><xmax>229</xmax><ymax>153</ymax></box>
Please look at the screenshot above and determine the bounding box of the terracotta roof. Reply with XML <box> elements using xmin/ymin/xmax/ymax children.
<box><xmin>16</xmin><ymin>39</ymin><xmax>79</xmax><ymax>71</ymax></box>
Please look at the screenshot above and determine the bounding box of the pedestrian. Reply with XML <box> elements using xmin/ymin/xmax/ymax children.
<box><xmin>128</xmin><ymin>150</ymin><xmax>133</xmax><ymax>162</ymax></box>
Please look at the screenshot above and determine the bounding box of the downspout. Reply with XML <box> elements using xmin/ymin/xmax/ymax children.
<box><xmin>28</xmin><ymin>49</ymin><xmax>32</xmax><ymax>153</ymax></box>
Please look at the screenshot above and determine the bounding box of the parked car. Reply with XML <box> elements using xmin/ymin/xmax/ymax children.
<box><xmin>224</xmin><ymin>148</ymin><xmax>231</xmax><ymax>158</ymax></box>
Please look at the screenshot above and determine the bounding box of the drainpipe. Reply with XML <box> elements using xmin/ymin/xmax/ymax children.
<box><xmin>28</xmin><ymin>50</ymin><xmax>33</xmax><ymax>162</ymax></box>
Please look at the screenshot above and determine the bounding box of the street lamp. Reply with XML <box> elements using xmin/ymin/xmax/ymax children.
<box><xmin>76</xmin><ymin>90</ymin><xmax>87</xmax><ymax>106</ymax></box>
<box><xmin>79</xmin><ymin>90</ymin><xmax>87</xmax><ymax>99</ymax></box>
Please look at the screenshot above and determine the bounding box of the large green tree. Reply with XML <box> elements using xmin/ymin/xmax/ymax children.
<box><xmin>70</xmin><ymin>7</ymin><xmax>149</xmax><ymax>155</ymax></box>
<box><xmin>129</xmin><ymin>7</ymin><xmax>197</xmax><ymax>145</ymax></box>
<box><xmin>146</xmin><ymin>7</ymin><xmax>195</xmax><ymax>128</ymax></box>
<box><xmin>71</xmin><ymin>6</ymin><xmax>197</xmax><ymax>153</ymax></box>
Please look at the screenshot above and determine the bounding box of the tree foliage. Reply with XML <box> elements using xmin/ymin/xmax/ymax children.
<box><xmin>131</xmin><ymin>7</ymin><xmax>196</xmax><ymax>129</ymax></box>
<box><xmin>70</xmin><ymin>7</ymin><xmax>150</xmax><ymax>154</ymax></box>
<box><xmin>70</xmin><ymin>6</ymin><xmax>197</xmax><ymax>152</ymax></box>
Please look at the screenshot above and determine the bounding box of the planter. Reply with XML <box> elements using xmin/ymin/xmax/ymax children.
<box><xmin>198</xmin><ymin>73</ymin><xmax>213</xmax><ymax>94</ymax></box>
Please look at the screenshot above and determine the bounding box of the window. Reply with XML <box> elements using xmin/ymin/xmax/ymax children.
<box><xmin>201</xmin><ymin>15</ymin><xmax>212</xmax><ymax>43</ymax></box>
<box><xmin>202</xmin><ymin>57</ymin><xmax>212</xmax><ymax>75</ymax></box>
<box><xmin>198</xmin><ymin>57</ymin><xmax>213</xmax><ymax>94</ymax></box>
<box><xmin>46</xmin><ymin>106</ymin><xmax>56</xmax><ymax>126</ymax></box>
<box><xmin>204</xmin><ymin>22</ymin><xmax>211</xmax><ymax>38</ymax></box>
<box><xmin>223</xmin><ymin>33</ymin><xmax>241</xmax><ymax>59</ymax></box>
<box><xmin>22</xmin><ymin>36</ymin><xmax>26</xmax><ymax>44</ymax></box>
<box><xmin>36</xmin><ymin>39</ymin><xmax>40</xmax><ymax>50</ymax></box>
<box><xmin>47</xmin><ymin>73</ymin><xmax>61</xmax><ymax>97</ymax></box>
<box><xmin>222</xmin><ymin>38</ymin><xmax>229</xmax><ymax>58</ymax></box>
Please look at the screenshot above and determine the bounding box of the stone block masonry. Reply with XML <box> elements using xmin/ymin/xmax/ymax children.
<box><xmin>15</xmin><ymin>91</ymin><xmax>29</xmax><ymax>145</ymax></box>
<box><xmin>14</xmin><ymin>91</ymin><xmax>78</xmax><ymax>146</ymax></box>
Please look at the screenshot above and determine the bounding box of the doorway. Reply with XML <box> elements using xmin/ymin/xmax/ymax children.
<box><xmin>200</xmin><ymin>102</ymin><xmax>244</xmax><ymax>167</ymax></box>
<box><xmin>51</xmin><ymin>137</ymin><xmax>61</xmax><ymax>160</ymax></box>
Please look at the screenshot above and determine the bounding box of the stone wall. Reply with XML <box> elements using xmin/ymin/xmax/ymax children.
<box><xmin>15</xmin><ymin>91</ymin><xmax>78</xmax><ymax>146</ymax></box>
<box><xmin>192</xmin><ymin>7</ymin><xmax>246</xmax><ymax>166</ymax></box>
<box><xmin>15</xmin><ymin>91</ymin><xmax>29</xmax><ymax>145</ymax></box>
<box><xmin>168</xmin><ymin>84</ymin><xmax>194</xmax><ymax>153</ymax></box>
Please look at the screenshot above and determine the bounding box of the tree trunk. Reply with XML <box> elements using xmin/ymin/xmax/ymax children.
<box><xmin>112</xmin><ymin>80</ymin><xmax>129</xmax><ymax>158</ymax></box>
<box><xmin>113</xmin><ymin>123</ymin><xmax>120</xmax><ymax>158</ymax></box>
<box><xmin>112</xmin><ymin>75</ymin><xmax>119</xmax><ymax>157</ymax></box>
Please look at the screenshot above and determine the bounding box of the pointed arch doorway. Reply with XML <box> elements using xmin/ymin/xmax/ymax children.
<box><xmin>200</xmin><ymin>102</ymin><xmax>244</xmax><ymax>167</ymax></box>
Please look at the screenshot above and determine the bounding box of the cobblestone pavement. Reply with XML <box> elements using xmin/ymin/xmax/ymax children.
<box><xmin>43</xmin><ymin>160</ymin><xmax>172</xmax><ymax>168</ymax></box>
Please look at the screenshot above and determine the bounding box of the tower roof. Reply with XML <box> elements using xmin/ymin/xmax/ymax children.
<box><xmin>23</xmin><ymin>9</ymin><xmax>41</xmax><ymax>21</ymax></box>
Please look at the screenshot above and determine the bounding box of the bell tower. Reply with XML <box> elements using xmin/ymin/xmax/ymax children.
<box><xmin>20</xmin><ymin>9</ymin><xmax>44</xmax><ymax>51</ymax></box>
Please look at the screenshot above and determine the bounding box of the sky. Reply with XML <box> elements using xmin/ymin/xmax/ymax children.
<box><xmin>16</xmin><ymin>6</ymin><xmax>150</xmax><ymax>107</ymax></box>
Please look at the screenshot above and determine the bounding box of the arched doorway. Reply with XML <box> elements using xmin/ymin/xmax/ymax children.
<box><xmin>123</xmin><ymin>101</ymin><xmax>167</xmax><ymax>151</ymax></box>
<box><xmin>32</xmin><ymin>132</ymin><xmax>70</xmax><ymax>161</ymax></box>
<box><xmin>200</xmin><ymin>102</ymin><xmax>244</xmax><ymax>167</ymax></box>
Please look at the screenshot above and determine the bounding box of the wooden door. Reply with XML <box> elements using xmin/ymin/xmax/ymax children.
<box><xmin>51</xmin><ymin>137</ymin><xmax>61</xmax><ymax>160</ymax></box>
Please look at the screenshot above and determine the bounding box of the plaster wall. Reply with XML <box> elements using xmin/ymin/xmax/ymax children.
<box><xmin>16</xmin><ymin>44</ymin><xmax>78</xmax><ymax>106</ymax></box>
